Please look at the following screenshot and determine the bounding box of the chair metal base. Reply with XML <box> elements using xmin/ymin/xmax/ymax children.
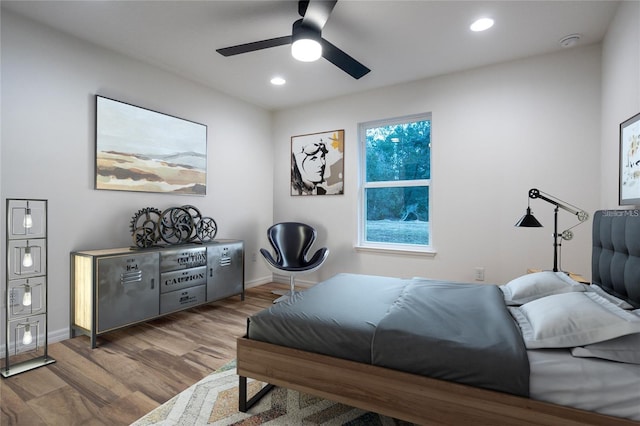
<box><xmin>273</xmin><ymin>290</ymin><xmax>301</xmax><ymax>303</ymax></box>
<box><xmin>272</xmin><ymin>275</ymin><xmax>298</xmax><ymax>303</ymax></box>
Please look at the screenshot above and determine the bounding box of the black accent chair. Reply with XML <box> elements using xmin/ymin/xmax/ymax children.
<box><xmin>260</xmin><ymin>222</ymin><xmax>329</xmax><ymax>302</ymax></box>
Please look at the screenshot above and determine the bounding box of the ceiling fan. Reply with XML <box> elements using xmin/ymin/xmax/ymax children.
<box><xmin>216</xmin><ymin>0</ymin><xmax>371</xmax><ymax>80</ymax></box>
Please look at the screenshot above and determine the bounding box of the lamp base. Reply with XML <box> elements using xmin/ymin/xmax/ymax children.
<box><xmin>1</xmin><ymin>355</ymin><xmax>56</xmax><ymax>378</ymax></box>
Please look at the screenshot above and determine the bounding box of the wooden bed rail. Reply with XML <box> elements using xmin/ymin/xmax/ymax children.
<box><xmin>237</xmin><ymin>337</ymin><xmax>637</xmax><ymax>425</ymax></box>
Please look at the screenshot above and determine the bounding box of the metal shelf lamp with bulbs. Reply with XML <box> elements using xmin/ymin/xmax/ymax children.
<box><xmin>2</xmin><ymin>198</ymin><xmax>55</xmax><ymax>378</ymax></box>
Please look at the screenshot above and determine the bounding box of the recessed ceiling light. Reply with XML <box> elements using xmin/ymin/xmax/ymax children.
<box><xmin>470</xmin><ymin>18</ymin><xmax>494</xmax><ymax>32</ymax></box>
<box><xmin>270</xmin><ymin>76</ymin><xmax>286</xmax><ymax>86</ymax></box>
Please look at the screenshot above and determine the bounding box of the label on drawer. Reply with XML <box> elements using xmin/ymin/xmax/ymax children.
<box><xmin>160</xmin><ymin>247</ymin><xmax>207</xmax><ymax>272</ymax></box>
<box><xmin>160</xmin><ymin>284</ymin><xmax>206</xmax><ymax>314</ymax></box>
<box><xmin>160</xmin><ymin>266</ymin><xmax>207</xmax><ymax>293</ymax></box>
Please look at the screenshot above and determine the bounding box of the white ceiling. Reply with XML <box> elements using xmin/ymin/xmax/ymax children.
<box><xmin>1</xmin><ymin>0</ymin><xmax>619</xmax><ymax>111</ymax></box>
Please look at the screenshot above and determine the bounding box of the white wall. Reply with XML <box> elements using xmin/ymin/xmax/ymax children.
<box><xmin>4</xmin><ymin>2</ymin><xmax>636</xmax><ymax>346</ymax></box>
<box><xmin>600</xmin><ymin>0</ymin><xmax>640</xmax><ymax>208</ymax></box>
<box><xmin>0</xmin><ymin>11</ymin><xmax>274</xmax><ymax>342</ymax></box>
<box><xmin>273</xmin><ymin>45</ymin><xmax>603</xmax><ymax>285</ymax></box>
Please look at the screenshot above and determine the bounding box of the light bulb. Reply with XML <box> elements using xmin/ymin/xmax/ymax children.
<box><xmin>470</xmin><ymin>18</ymin><xmax>494</xmax><ymax>32</ymax></box>
<box><xmin>22</xmin><ymin>324</ymin><xmax>33</xmax><ymax>345</ymax></box>
<box><xmin>291</xmin><ymin>38</ymin><xmax>322</xmax><ymax>62</ymax></box>
<box><xmin>22</xmin><ymin>285</ymin><xmax>32</xmax><ymax>307</ymax></box>
<box><xmin>23</xmin><ymin>208</ymin><xmax>33</xmax><ymax>229</ymax></box>
<box><xmin>23</xmin><ymin>245</ymin><xmax>33</xmax><ymax>268</ymax></box>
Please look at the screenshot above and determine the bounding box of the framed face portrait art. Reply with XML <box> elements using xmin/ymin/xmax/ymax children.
<box><xmin>620</xmin><ymin>112</ymin><xmax>640</xmax><ymax>205</ymax></box>
<box><xmin>291</xmin><ymin>129</ymin><xmax>344</xmax><ymax>196</ymax></box>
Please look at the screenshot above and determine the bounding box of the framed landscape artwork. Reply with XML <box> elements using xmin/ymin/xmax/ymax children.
<box><xmin>620</xmin><ymin>112</ymin><xmax>640</xmax><ymax>205</ymax></box>
<box><xmin>291</xmin><ymin>129</ymin><xmax>344</xmax><ymax>196</ymax></box>
<box><xmin>95</xmin><ymin>95</ymin><xmax>207</xmax><ymax>195</ymax></box>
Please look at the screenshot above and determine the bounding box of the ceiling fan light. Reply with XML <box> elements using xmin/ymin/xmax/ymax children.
<box><xmin>292</xmin><ymin>38</ymin><xmax>322</xmax><ymax>62</ymax></box>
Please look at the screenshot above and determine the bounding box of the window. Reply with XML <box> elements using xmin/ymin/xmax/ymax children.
<box><xmin>358</xmin><ymin>113</ymin><xmax>432</xmax><ymax>252</ymax></box>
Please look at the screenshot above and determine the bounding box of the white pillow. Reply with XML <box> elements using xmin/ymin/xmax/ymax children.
<box><xmin>500</xmin><ymin>271</ymin><xmax>586</xmax><ymax>305</ymax></box>
<box><xmin>509</xmin><ymin>292</ymin><xmax>640</xmax><ymax>349</ymax></box>
<box><xmin>586</xmin><ymin>284</ymin><xmax>635</xmax><ymax>309</ymax></box>
<box><xmin>571</xmin><ymin>332</ymin><xmax>640</xmax><ymax>364</ymax></box>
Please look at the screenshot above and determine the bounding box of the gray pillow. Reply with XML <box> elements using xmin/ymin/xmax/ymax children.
<box><xmin>509</xmin><ymin>293</ymin><xmax>640</xmax><ymax>349</ymax></box>
<box><xmin>586</xmin><ymin>284</ymin><xmax>635</xmax><ymax>309</ymax></box>
<box><xmin>572</xmin><ymin>332</ymin><xmax>640</xmax><ymax>364</ymax></box>
<box><xmin>500</xmin><ymin>271</ymin><xmax>586</xmax><ymax>305</ymax></box>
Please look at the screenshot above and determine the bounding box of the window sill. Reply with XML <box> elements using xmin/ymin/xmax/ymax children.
<box><xmin>354</xmin><ymin>244</ymin><xmax>437</xmax><ymax>257</ymax></box>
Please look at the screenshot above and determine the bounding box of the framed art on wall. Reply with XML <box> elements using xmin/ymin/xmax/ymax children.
<box><xmin>620</xmin><ymin>112</ymin><xmax>640</xmax><ymax>205</ymax></box>
<box><xmin>291</xmin><ymin>129</ymin><xmax>344</xmax><ymax>196</ymax></box>
<box><xmin>95</xmin><ymin>95</ymin><xmax>207</xmax><ymax>195</ymax></box>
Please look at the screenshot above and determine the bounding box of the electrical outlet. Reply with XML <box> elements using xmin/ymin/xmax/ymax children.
<box><xmin>474</xmin><ymin>267</ymin><xmax>485</xmax><ymax>281</ymax></box>
<box><xmin>251</xmin><ymin>252</ymin><xmax>257</xmax><ymax>262</ymax></box>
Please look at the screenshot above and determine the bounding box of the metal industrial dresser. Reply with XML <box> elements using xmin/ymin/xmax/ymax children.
<box><xmin>70</xmin><ymin>239</ymin><xmax>243</xmax><ymax>348</ymax></box>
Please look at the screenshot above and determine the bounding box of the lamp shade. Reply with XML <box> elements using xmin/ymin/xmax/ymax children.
<box><xmin>515</xmin><ymin>207</ymin><xmax>543</xmax><ymax>227</ymax></box>
<box><xmin>292</xmin><ymin>39</ymin><xmax>322</xmax><ymax>62</ymax></box>
<box><xmin>291</xmin><ymin>19</ymin><xmax>322</xmax><ymax>62</ymax></box>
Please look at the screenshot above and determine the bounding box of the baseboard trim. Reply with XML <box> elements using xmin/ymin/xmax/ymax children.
<box><xmin>244</xmin><ymin>276</ymin><xmax>273</xmax><ymax>289</ymax></box>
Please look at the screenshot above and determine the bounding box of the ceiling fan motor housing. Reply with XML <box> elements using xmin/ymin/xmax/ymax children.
<box><xmin>292</xmin><ymin>19</ymin><xmax>321</xmax><ymax>43</ymax></box>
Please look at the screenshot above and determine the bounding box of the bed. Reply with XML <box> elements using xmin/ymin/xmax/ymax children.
<box><xmin>237</xmin><ymin>209</ymin><xmax>640</xmax><ymax>425</ymax></box>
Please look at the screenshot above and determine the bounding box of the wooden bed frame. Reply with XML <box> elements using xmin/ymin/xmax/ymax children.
<box><xmin>238</xmin><ymin>210</ymin><xmax>640</xmax><ymax>425</ymax></box>
<box><xmin>237</xmin><ymin>337</ymin><xmax>637</xmax><ymax>425</ymax></box>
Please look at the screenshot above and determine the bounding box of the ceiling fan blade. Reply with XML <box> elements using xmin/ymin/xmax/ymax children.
<box><xmin>321</xmin><ymin>38</ymin><xmax>370</xmax><ymax>79</ymax></box>
<box><xmin>302</xmin><ymin>0</ymin><xmax>337</xmax><ymax>31</ymax></box>
<box><xmin>216</xmin><ymin>35</ymin><xmax>292</xmax><ymax>56</ymax></box>
<box><xmin>298</xmin><ymin>0</ymin><xmax>308</xmax><ymax>17</ymax></box>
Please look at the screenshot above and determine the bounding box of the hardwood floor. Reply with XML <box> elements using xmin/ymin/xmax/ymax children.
<box><xmin>1</xmin><ymin>282</ymin><xmax>286</xmax><ymax>426</ymax></box>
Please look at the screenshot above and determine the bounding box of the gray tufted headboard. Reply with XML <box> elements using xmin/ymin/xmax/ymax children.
<box><xmin>592</xmin><ymin>210</ymin><xmax>640</xmax><ymax>308</ymax></box>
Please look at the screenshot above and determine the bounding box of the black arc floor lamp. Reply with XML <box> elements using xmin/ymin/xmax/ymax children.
<box><xmin>515</xmin><ymin>188</ymin><xmax>589</xmax><ymax>272</ymax></box>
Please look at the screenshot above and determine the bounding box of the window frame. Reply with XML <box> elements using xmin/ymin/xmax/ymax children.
<box><xmin>356</xmin><ymin>113</ymin><xmax>434</xmax><ymax>255</ymax></box>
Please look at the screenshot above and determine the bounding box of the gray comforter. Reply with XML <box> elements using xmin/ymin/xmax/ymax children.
<box><xmin>248</xmin><ymin>273</ymin><xmax>529</xmax><ymax>397</ymax></box>
<box><xmin>372</xmin><ymin>279</ymin><xmax>529</xmax><ymax>396</ymax></box>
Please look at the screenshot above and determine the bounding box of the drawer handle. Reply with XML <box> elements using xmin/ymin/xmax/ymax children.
<box><xmin>121</xmin><ymin>270</ymin><xmax>143</xmax><ymax>285</ymax></box>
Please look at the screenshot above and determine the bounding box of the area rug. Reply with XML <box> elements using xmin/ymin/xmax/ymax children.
<box><xmin>131</xmin><ymin>360</ymin><xmax>415</xmax><ymax>425</ymax></box>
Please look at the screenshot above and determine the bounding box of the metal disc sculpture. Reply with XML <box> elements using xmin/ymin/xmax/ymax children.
<box><xmin>197</xmin><ymin>216</ymin><xmax>218</xmax><ymax>242</ymax></box>
<box><xmin>130</xmin><ymin>205</ymin><xmax>217</xmax><ymax>248</ymax></box>
<box><xmin>130</xmin><ymin>207</ymin><xmax>162</xmax><ymax>248</ymax></box>
<box><xmin>159</xmin><ymin>206</ymin><xmax>195</xmax><ymax>245</ymax></box>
